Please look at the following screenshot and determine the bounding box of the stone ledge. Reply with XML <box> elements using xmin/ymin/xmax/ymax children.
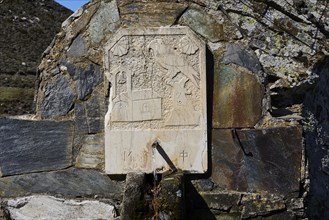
<box><xmin>0</xmin><ymin>118</ymin><xmax>73</xmax><ymax>176</ymax></box>
<box><xmin>4</xmin><ymin>195</ymin><xmax>117</xmax><ymax>220</ymax></box>
<box><xmin>0</xmin><ymin>168</ymin><xmax>124</xmax><ymax>199</ymax></box>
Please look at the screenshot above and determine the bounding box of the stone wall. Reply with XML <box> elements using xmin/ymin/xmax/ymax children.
<box><xmin>1</xmin><ymin>0</ymin><xmax>329</xmax><ymax>219</ymax></box>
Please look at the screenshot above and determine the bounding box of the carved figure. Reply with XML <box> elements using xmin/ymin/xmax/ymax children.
<box><xmin>165</xmin><ymin>77</ymin><xmax>199</xmax><ymax>126</ymax></box>
<box><xmin>147</xmin><ymin>39</ymin><xmax>200</xmax><ymax>88</ymax></box>
<box><xmin>111</xmin><ymin>37</ymin><xmax>129</xmax><ymax>56</ymax></box>
<box><xmin>179</xmin><ymin>36</ymin><xmax>199</xmax><ymax>55</ymax></box>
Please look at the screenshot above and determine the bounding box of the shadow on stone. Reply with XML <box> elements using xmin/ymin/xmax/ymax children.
<box><xmin>185</xmin><ymin>179</ymin><xmax>216</xmax><ymax>220</ymax></box>
<box><xmin>206</xmin><ymin>46</ymin><xmax>214</xmax><ymax>178</ymax></box>
<box><xmin>303</xmin><ymin>56</ymin><xmax>329</xmax><ymax>219</ymax></box>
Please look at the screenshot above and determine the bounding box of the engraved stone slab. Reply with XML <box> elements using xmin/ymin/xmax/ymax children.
<box><xmin>104</xmin><ymin>27</ymin><xmax>207</xmax><ymax>174</ymax></box>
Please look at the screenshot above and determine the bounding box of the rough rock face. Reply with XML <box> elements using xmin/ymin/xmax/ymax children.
<box><xmin>1</xmin><ymin>0</ymin><xmax>329</xmax><ymax>219</ymax></box>
<box><xmin>5</xmin><ymin>196</ymin><xmax>117</xmax><ymax>220</ymax></box>
<box><xmin>303</xmin><ymin>57</ymin><xmax>329</xmax><ymax>219</ymax></box>
<box><xmin>0</xmin><ymin>118</ymin><xmax>73</xmax><ymax>176</ymax></box>
<box><xmin>0</xmin><ymin>0</ymin><xmax>72</xmax><ymax>115</ymax></box>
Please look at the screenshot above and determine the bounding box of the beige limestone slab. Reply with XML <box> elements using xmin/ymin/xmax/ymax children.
<box><xmin>104</xmin><ymin>27</ymin><xmax>207</xmax><ymax>174</ymax></box>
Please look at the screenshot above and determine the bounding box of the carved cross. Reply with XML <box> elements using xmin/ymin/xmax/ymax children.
<box><xmin>180</xmin><ymin>150</ymin><xmax>188</xmax><ymax>162</ymax></box>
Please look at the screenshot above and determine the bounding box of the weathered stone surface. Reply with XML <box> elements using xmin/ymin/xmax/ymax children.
<box><xmin>154</xmin><ymin>172</ymin><xmax>185</xmax><ymax>219</ymax></box>
<box><xmin>75</xmin><ymin>91</ymin><xmax>103</xmax><ymax>134</ymax></box>
<box><xmin>5</xmin><ymin>196</ymin><xmax>116</xmax><ymax>220</ymax></box>
<box><xmin>0</xmin><ymin>118</ymin><xmax>73</xmax><ymax>176</ymax></box>
<box><xmin>120</xmin><ymin>173</ymin><xmax>147</xmax><ymax>220</ymax></box>
<box><xmin>117</xmin><ymin>0</ymin><xmax>178</xmax><ymax>7</ymax></box>
<box><xmin>87</xmin><ymin>0</ymin><xmax>120</xmax><ymax>45</ymax></box>
<box><xmin>67</xmin><ymin>34</ymin><xmax>88</xmax><ymax>58</ymax></box>
<box><xmin>199</xmin><ymin>191</ymin><xmax>241</xmax><ymax>211</ymax></box>
<box><xmin>222</xmin><ymin>43</ymin><xmax>262</xmax><ymax>74</ymax></box>
<box><xmin>179</xmin><ymin>8</ymin><xmax>224</xmax><ymax>42</ymax></box>
<box><xmin>0</xmin><ymin>205</ymin><xmax>6</xmax><ymax>220</ymax></box>
<box><xmin>76</xmin><ymin>133</ymin><xmax>104</xmax><ymax>169</ymax></box>
<box><xmin>211</xmin><ymin>127</ymin><xmax>303</xmax><ymax>195</ymax></box>
<box><xmin>119</xmin><ymin>2</ymin><xmax>188</xmax><ymax>27</ymax></box>
<box><xmin>213</xmin><ymin>64</ymin><xmax>264</xmax><ymax>128</ymax></box>
<box><xmin>191</xmin><ymin>179</ymin><xmax>214</xmax><ymax>191</ymax></box>
<box><xmin>185</xmin><ymin>183</ymin><xmax>241</xmax><ymax>220</ymax></box>
<box><xmin>0</xmin><ymin>168</ymin><xmax>124</xmax><ymax>198</ymax></box>
<box><xmin>63</xmin><ymin>2</ymin><xmax>99</xmax><ymax>40</ymax></box>
<box><xmin>104</xmin><ymin>27</ymin><xmax>207</xmax><ymax>174</ymax></box>
<box><xmin>61</xmin><ymin>61</ymin><xmax>102</xmax><ymax>100</ymax></box>
<box><xmin>240</xmin><ymin>194</ymin><xmax>286</xmax><ymax>219</ymax></box>
<box><xmin>76</xmin><ymin>64</ymin><xmax>102</xmax><ymax>100</ymax></box>
<box><xmin>41</xmin><ymin>75</ymin><xmax>75</xmax><ymax>117</ymax></box>
<box><xmin>303</xmin><ymin>57</ymin><xmax>329</xmax><ymax>219</ymax></box>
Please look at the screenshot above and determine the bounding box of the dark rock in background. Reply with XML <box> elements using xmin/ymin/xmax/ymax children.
<box><xmin>0</xmin><ymin>0</ymin><xmax>72</xmax><ymax>115</ymax></box>
<box><xmin>0</xmin><ymin>118</ymin><xmax>73</xmax><ymax>176</ymax></box>
<box><xmin>0</xmin><ymin>0</ymin><xmax>71</xmax><ymax>75</ymax></box>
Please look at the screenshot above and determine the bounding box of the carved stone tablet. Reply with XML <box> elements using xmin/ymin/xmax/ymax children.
<box><xmin>104</xmin><ymin>27</ymin><xmax>207</xmax><ymax>174</ymax></box>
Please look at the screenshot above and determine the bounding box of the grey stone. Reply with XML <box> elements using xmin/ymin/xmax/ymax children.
<box><xmin>222</xmin><ymin>43</ymin><xmax>262</xmax><ymax>74</ymax></box>
<box><xmin>76</xmin><ymin>64</ymin><xmax>102</xmax><ymax>100</ymax></box>
<box><xmin>87</xmin><ymin>0</ymin><xmax>120</xmax><ymax>45</ymax></box>
<box><xmin>60</xmin><ymin>60</ymin><xmax>77</xmax><ymax>80</ymax></box>
<box><xmin>0</xmin><ymin>118</ymin><xmax>73</xmax><ymax>176</ymax></box>
<box><xmin>76</xmin><ymin>133</ymin><xmax>104</xmax><ymax>169</ymax></box>
<box><xmin>66</xmin><ymin>3</ymin><xmax>100</xmax><ymax>40</ymax></box>
<box><xmin>155</xmin><ymin>172</ymin><xmax>185</xmax><ymax>219</ymax></box>
<box><xmin>5</xmin><ymin>195</ymin><xmax>117</xmax><ymax>220</ymax></box>
<box><xmin>191</xmin><ymin>179</ymin><xmax>214</xmax><ymax>191</ymax></box>
<box><xmin>199</xmin><ymin>191</ymin><xmax>241</xmax><ymax>211</ymax></box>
<box><xmin>75</xmin><ymin>91</ymin><xmax>103</xmax><ymax>134</ymax></box>
<box><xmin>119</xmin><ymin>2</ymin><xmax>188</xmax><ymax>27</ymax></box>
<box><xmin>74</xmin><ymin>102</ymin><xmax>89</xmax><ymax>133</ymax></box>
<box><xmin>42</xmin><ymin>75</ymin><xmax>75</xmax><ymax>117</ymax></box>
<box><xmin>179</xmin><ymin>8</ymin><xmax>224</xmax><ymax>42</ymax></box>
<box><xmin>240</xmin><ymin>194</ymin><xmax>286</xmax><ymax>219</ymax></box>
<box><xmin>67</xmin><ymin>35</ymin><xmax>88</xmax><ymax>58</ymax></box>
<box><xmin>121</xmin><ymin>173</ymin><xmax>147</xmax><ymax>220</ymax></box>
<box><xmin>0</xmin><ymin>168</ymin><xmax>124</xmax><ymax>199</ymax></box>
<box><xmin>61</xmin><ymin>61</ymin><xmax>102</xmax><ymax>101</ymax></box>
<box><xmin>77</xmin><ymin>64</ymin><xmax>103</xmax><ymax>100</ymax></box>
<box><xmin>211</xmin><ymin>126</ymin><xmax>303</xmax><ymax>195</ymax></box>
<box><xmin>158</xmin><ymin>211</ymin><xmax>171</xmax><ymax>220</ymax></box>
<box><xmin>50</xmin><ymin>67</ymin><xmax>60</xmax><ymax>76</ymax></box>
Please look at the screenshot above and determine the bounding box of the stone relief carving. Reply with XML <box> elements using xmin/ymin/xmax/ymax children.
<box><xmin>104</xmin><ymin>27</ymin><xmax>207</xmax><ymax>174</ymax></box>
<box><xmin>179</xmin><ymin>36</ymin><xmax>199</xmax><ymax>55</ymax></box>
